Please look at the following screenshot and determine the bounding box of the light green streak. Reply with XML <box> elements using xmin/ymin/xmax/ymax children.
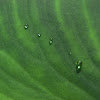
<box><xmin>0</xmin><ymin>50</ymin><xmax>55</xmax><ymax>97</ymax></box>
<box><xmin>55</xmin><ymin>0</ymin><xmax>86</xmax><ymax>59</ymax></box>
<box><xmin>82</xmin><ymin>0</ymin><xmax>100</xmax><ymax>60</ymax></box>
<box><xmin>54</xmin><ymin>0</ymin><xmax>100</xmax><ymax>92</ymax></box>
<box><xmin>0</xmin><ymin>13</ymin><xmax>9</xmax><ymax>40</ymax></box>
<box><xmin>11</xmin><ymin>0</ymin><xmax>36</xmax><ymax>52</ymax></box>
<box><xmin>0</xmin><ymin>93</ymin><xmax>13</xmax><ymax>100</ymax></box>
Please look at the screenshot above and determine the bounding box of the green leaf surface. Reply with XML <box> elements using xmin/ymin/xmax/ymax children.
<box><xmin>0</xmin><ymin>0</ymin><xmax>100</xmax><ymax>100</ymax></box>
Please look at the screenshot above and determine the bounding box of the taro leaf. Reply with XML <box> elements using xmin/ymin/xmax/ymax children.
<box><xmin>0</xmin><ymin>0</ymin><xmax>100</xmax><ymax>100</ymax></box>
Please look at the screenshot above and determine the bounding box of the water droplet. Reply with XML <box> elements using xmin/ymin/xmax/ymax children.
<box><xmin>50</xmin><ymin>38</ymin><xmax>53</xmax><ymax>41</ymax></box>
<box><xmin>77</xmin><ymin>61</ymin><xmax>82</xmax><ymax>66</ymax></box>
<box><xmin>38</xmin><ymin>33</ymin><xmax>41</xmax><ymax>37</ymax></box>
<box><xmin>49</xmin><ymin>40</ymin><xmax>53</xmax><ymax>45</ymax></box>
<box><xmin>76</xmin><ymin>61</ymin><xmax>82</xmax><ymax>73</ymax></box>
<box><xmin>24</xmin><ymin>24</ymin><xmax>29</xmax><ymax>29</ymax></box>
<box><xmin>49</xmin><ymin>38</ymin><xmax>53</xmax><ymax>45</ymax></box>
<box><xmin>76</xmin><ymin>66</ymin><xmax>81</xmax><ymax>73</ymax></box>
<box><xmin>69</xmin><ymin>52</ymin><xmax>72</xmax><ymax>55</ymax></box>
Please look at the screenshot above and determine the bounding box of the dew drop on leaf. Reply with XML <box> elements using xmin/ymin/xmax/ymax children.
<box><xmin>50</xmin><ymin>38</ymin><xmax>53</xmax><ymax>41</ymax></box>
<box><xmin>24</xmin><ymin>24</ymin><xmax>29</xmax><ymax>29</ymax></box>
<box><xmin>69</xmin><ymin>52</ymin><xmax>72</xmax><ymax>55</ymax></box>
<box><xmin>49</xmin><ymin>40</ymin><xmax>53</xmax><ymax>45</ymax></box>
<box><xmin>49</xmin><ymin>38</ymin><xmax>53</xmax><ymax>45</ymax></box>
<box><xmin>76</xmin><ymin>61</ymin><xmax>82</xmax><ymax>73</ymax></box>
<box><xmin>77</xmin><ymin>61</ymin><xmax>82</xmax><ymax>66</ymax></box>
<box><xmin>76</xmin><ymin>66</ymin><xmax>81</xmax><ymax>73</ymax></box>
<box><xmin>38</xmin><ymin>33</ymin><xmax>41</xmax><ymax>37</ymax></box>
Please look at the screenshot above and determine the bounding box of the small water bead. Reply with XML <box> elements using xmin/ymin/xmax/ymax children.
<box><xmin>38</xmin><ymin>33</ymin><xmax>41</xmax><ymax>37</ymax></box>
<box><xmin>76</xmin><ymin>61</ymin><xmax>82</xmax><ymax>73</ymax></box>
<box><xmin>77</xmin><ymin>61</ymin><xmax>82</xmax><ymax>66</ymax></box>
<box><xmin>24</xmin><ymin>24</ymin><xmax>29</xmax><ymax>29</ymax></box>
<box><xmin>69</xmin><ymin>53</ymin><xmax>71</xmax><ymax>54</ymax></box>
<box><xmin>49</xmin><ymin>38</ymin><xmax>53</xmax><ymax>45</ymax></box>
<box><xmin>49</xmin><ymin>40</ymin><xmax>53</xmax><ymax>45</ymax></box>
<box><xmin>76</xmin><ymin>66</ymin><xmax>81</xmax><ymax>73</ymax></box>
<box><xmin>50</xmin><ymin>38</ymin><xmax>53</xmax><ymax>41</ymax></box>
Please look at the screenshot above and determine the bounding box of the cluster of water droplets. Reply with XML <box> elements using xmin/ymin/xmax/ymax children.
<box><xmin>24</xmin><ymin>24</ymin><xmax>83</xmax><ymax>73</ymax></box>
<box><xmin>24</xmin><ymin>24</ymin><xmax>53</xmax><ymax>45</ymax></box>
